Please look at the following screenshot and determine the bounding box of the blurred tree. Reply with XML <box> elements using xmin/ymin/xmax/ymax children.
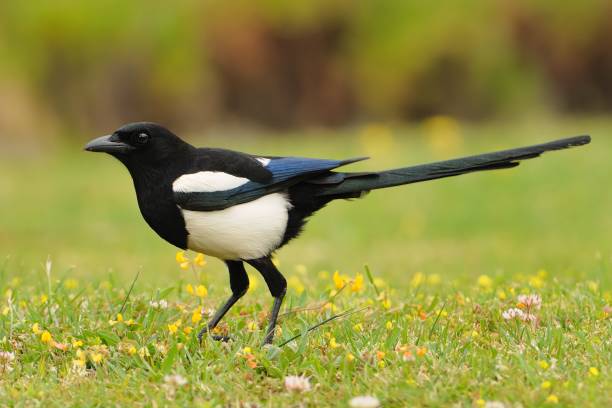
<box><xmin>0</xmin><ymin>0</ymin><xmax>609</xmax><ymax>139</ymax></box>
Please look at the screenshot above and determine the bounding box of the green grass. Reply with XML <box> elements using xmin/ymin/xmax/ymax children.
<box><xmin>0</xmin><ymin>118</ymin><xmax>610</xmax><ymax>406</ymax></box>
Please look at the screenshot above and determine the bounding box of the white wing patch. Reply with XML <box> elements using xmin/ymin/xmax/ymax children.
<box><xmin>181</xmin><ymin>193</ymin><xmax>292</xmax><ymax>260</ymax></box>
<box><xmin>256</xmin><ymin>157</ymin><xmax>271</xmax><ymax>166</ymax></box>
<box><xmin>173</xmin><ymin>171</ymin><xmax>249</xmax><ymax>193</ymax></box>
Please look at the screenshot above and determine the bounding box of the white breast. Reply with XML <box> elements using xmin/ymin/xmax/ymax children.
<box><xmin>180</xmin><ymin>193</ymin><xmax>292</xmax><ymax>260</ymax></box>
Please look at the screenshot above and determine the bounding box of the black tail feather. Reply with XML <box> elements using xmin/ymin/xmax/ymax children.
<box><xmin>315</xmin><ymin>135</ymin><xmax>591</xmax><ymax>198</ymax></box>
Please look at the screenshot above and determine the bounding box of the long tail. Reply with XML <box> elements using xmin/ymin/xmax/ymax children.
<box><xmin>314</xmin><ymin>135</ymin><xmax>591</xmax><ymax>198</ymax></box>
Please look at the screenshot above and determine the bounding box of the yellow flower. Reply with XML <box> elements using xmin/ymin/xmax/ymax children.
<box><xmin>385</xmin><ymin>321</ymin><xmax>393</xmax><ymax>330</ymax></box>
<box><xmin>539</xmin><ymin>360</ymin><xmax>549</xmax><ymax>370</ymax></box>
<box><xmin>179</xmin><ymin>262</ymin><xmax>190</xmax><ymax>271</ymax></box>
<box><xmin>41</xmin><ymin>330</ymin><xmax>52</xmax><ymax>343</ymax></box>
<box><xmin>116</xmin><ymin>313</ymin><xmax>124</xmax><ymax>323</ymax></box>
<box><xmin>195</xmin><ymin>285</ymin><xmax>208</xmax><ymax>298</ymax></box>
<box><xmin>185</xmin><ymin>283</ymin><xmax>194</xmax><ymax>295</ymax></box>
<box><xmin>475</xmin><ymin>399</ymin><xmax>485</xmax><ymax>407</ymax></box>
<box><xmin>381</xmin><ymin>298</ymin><xmax>391</xmax><ymax>310</ymax></box>
<box><xmin>76</xmin><ymin>349</ymin><xmax>87</xmax><ymax>361</ymax></box>
<box><xmin>545</xmin><ymin>394</ymin><xmax>559</xmax><ymax>404</ymax></box>
<box><xmin>410</xmin><ymin>272</ymin><xmax>425</xmax><ymax>288</ymax></box>
<box><xmin>64</xmin><ymin>279</ymin><xmax>79</xmax><ymax>289</ymax></box>
<box><xmin>243</xmin><ymin>347</ymin><xmax>252</xmax><ymax>355</ymax></box>
<box><xmin>477</xmin><ymin>275</ymin><xmax>493</xmax><ymax>289</ymax></box>
<box><xmin>360</xmin><ymin>123</ymin><xmax>395</xmax><ymax>156</ymax></box>
<box><xmin>497</xmin><ymin>290</ymin><xmax>507</xmax><ymax>300</ymax></box>
<box><xmin>529</xmin><ymin>275</ymin><xmax>545</xmax><ymax>288</ymax></box>
<box><xmin>183</xmin><ymin>326</ymin><xmax>193</xmax><ymax>335</ymax></box>
<box><xmin>353</xmin><ymin>323</ymin><xmax>363</xmax><ymax>332</ymax></box>
<box><xmin>318</xmin><ymin>270</ymin><xmax>330</xmax><ymax>280</ymax></box>
<box><xmin>72</xmin><ymin>358</ymin><xmax>85</xmax><ymax>369</ymax></box>
<box><xmin>332</xmin><ymin>271</ymin><xmax>347</xmax><ymax>290</ymax></box>
<box><xmin>288</xmin><ymin>276</ymin><xmax>305</xmax><ymax>294</ymax></box>
<box><xmin>72</xmin><ymin>339</ymin><xmax>83</xmax><ymax>348</ymax></box>
<box><xmin>346</xmin><ymin>353</ymin><xmax>355</xmax><ymax>362</ymax></box>
<box><xmin>1</xmin><ymin>306</ymin><xmax>9</xmax><ymax>316</ymax></box>
<box><xmin>323</xmin><ymin>302</ymin><xmax>338</xmax><ymax>312</ymax></box>
<box><xmin>90</xmin><ymin>352</ymin><xmax>103</xmax><ymax>364</ymax></box>
<box><xmin>416</xmin><ymin>346</ymin><xmax>427</xmax><ymax>357</ymax></box>
<box><xmin>176</xmin><ymin>251</ymin><xmax>188</xmax><ymax>263</ymax></box>
<box><xmin>588</xmin><ymin>367</ymin><xmax>599</xmax><ymax>377</ymax></box>
<box><xmin>40</xmin><ymin>294</ymin><xmax>48</xmax><ymax>304</ymax></box>
<box><xmin>329</xmin><ymin>337</ymin><xmax>339</xmax><ymax>348</ymax></box>
<box><xmin>191</xmin><ymin>309</ymin><xmax>202</xmax><ymax>324</ymax></box>
<box><xmin>168</xmin><ymin>323</ymin><xmax>179</xmax><ymax>334</ymax></box>
<box><xmin>427</xmin><ymin>274</ymin><xmax>441</xmax><ymax>285</ymax></box>
<box><xmin>541</xmin><ymin>381</ymin><xmax>551</xmax><ymax>389</ymax></box>
<box><xmin>423</xmin><ymin>115</ymin><xmax>462</xmax><ymax>156</ymax></box>
<box><xmin>587</xmin><ymin>281</ymin><xmax>598</xmax><ymax>293</ymax></box>
<box><xmin>351</xmin><ymin>274</ymin><xmax>364</xmax><ymax>292</ymax></box>
<box><xmin>193</xmin><ymin>253</ymin><xmax>206</xmax><ymax>267</ymax></box>
<box><xmin>246</xmin><ymin>321</ymin><xmax>258</xmax><ymax>332</ymax></box>
<box><xmin>128</xmin><ymin>346</ymin><xmax>137</xmax><ymax>355</ymax></box>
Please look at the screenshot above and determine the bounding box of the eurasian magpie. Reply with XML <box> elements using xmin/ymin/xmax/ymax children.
<box><xmin>85</xmin><ymin>122</ymin><xmax>590</xmax><ymax>344</ymax></box>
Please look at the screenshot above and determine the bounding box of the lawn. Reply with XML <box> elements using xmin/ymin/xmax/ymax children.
<box><xmin>0</xmin><ymin>117</ymin><xmax>610</xmax><ymax>406</ymax></box>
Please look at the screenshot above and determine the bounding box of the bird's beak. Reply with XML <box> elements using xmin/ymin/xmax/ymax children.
<box><xmin>84</xmin><ymin>135</ymin><xmax>135</xmax><ymax>154</ymax></box>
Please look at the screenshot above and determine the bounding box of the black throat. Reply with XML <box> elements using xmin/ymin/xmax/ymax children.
<box><xmin>121</xmin><ymin>158</ymin><xmax>190</xmax><ymax>250</ymax></box>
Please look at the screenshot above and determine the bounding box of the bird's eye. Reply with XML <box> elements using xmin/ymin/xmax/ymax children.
<box><xmin>134</xmin><ymin>133</ymin><xmax>149</xmax><ymax>145</ymax></box>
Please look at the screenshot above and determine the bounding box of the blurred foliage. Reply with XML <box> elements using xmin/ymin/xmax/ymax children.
<box><xmin>0</xmin><ymin>0</ymin><xmax>610</xmax><ymax>139</ymax></box>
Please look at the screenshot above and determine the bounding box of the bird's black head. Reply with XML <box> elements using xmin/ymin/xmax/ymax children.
<box><xmin>85</xmin><ymin>122</ymin><xmax>191</xmax><ymax>166</ymax></box>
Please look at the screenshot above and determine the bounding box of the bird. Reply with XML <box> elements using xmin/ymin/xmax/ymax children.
<box><xmin>85</xmin><ymin>122</ymin><xmax>590</xmax><ymax>345</ymax></box>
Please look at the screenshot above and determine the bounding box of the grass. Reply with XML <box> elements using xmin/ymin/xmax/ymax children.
<box><xmin>0</xmin><ymin>117</ymin><xmax>610</xmax><ymax>406</ymax></box>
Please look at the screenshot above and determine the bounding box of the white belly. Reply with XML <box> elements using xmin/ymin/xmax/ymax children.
<box><xmin>181</xmin><ymin>193</ymin><xmax>292</xmax><ymax>260</ymax></box>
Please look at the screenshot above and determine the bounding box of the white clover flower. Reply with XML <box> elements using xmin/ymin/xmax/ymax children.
<box><xmin>149</xmin><ymin>299</ymin><xmax>169</xmax><ymax>309</ymax></box>
<box><xmin>521</xmin><ymin>313</ymin><xmax>537</xmax><ymax>324</ymax></box>
<box><xmin>284</xmin><ymin>375</ymin><xmax>311</xmax><ymax>393</ymax></box>
<box><xmin>164</xmin><ymin>374</ymin><xmax>188</xmax><ymax>387</ymax></box>
<box><xmin>502</xmin><ymin>308</ymin><xmax>526</xmax><ymax>320</ymax></box>
<box><xmin>349</xmin><ymin>395</ymin><xmax>380</xmax><ymax>408</ymax></box>
<box><xmin>518</xmin><ymin>294</ymin><xmax>542</xmax><ymax>310</ymax></box>
<box><xmin>485</xmin><ymin>401</ymin><xmax>506</xmax><ymax>408</ymax></box>
<box><xmin>0</xmin><ymin>350</ymin><xmax>15</xmax><ymax>372</ymax></box>
<box><xmin>0</xmin><ymin>351</ymin><xmax>15</xmax><ymax>363</ymax></box>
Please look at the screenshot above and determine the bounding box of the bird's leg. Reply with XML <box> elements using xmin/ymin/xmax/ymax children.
<box><xmin>197</xmin><ymin>260</ymin><xmax>248</xmax><ymax>343</ymax></box>
<box><xmin>246</xmin><ymin>257</ymin><xmax>287</xmax><ymax>345</ymax></box>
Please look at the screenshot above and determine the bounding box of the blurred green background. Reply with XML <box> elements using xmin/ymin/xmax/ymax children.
<box><xmin>0</xmin><ymin>1</ymin><xmax>609</xmax><ymax>289</ymax></box>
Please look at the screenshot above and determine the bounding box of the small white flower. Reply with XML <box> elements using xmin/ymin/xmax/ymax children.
<box><xmin>485</xmin><ymin>401</ymin><xmax>506</xmax><ymax>408</ymax></box>
<box><xmin>284</xmin><ymin>375</ymin><xmax>311</xmax><ymax>393</ymax></box>
<box><xmin>164</xmin><ymin>374</ymin><xmax>188</xmax><ymax>387</ymax></box>
<box><xmin>0</xmin><ymin>351</ymin><xmax>16</xmax><ymax>373</ymax></box>
<box><xmin>521</xmin><ymin>313</ymin><xmax>537</xmax><ymax>324</ymax></box>
<box><xmin>0</xmin><ymin>351</ymin><xmax>15</xmax><ymax>363</ymax></box>
<box><xmin>502</xmin><ymin>308</ymin><xmax>525</xmax><ymax>320</ymax></box>
<box><xmin>349</xmin><ymin>395</ymin><xmax>380</xmax><ymax>408</ymax></box>
<box><xmin>518</xmin><ymin>294</ymin><xmax>542</xmax><ymax>310</ymax></box>
<box><xmin>149</xmin><ymin>299</ymin><xmax>169</xmax><ymax>309</ymax></box>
